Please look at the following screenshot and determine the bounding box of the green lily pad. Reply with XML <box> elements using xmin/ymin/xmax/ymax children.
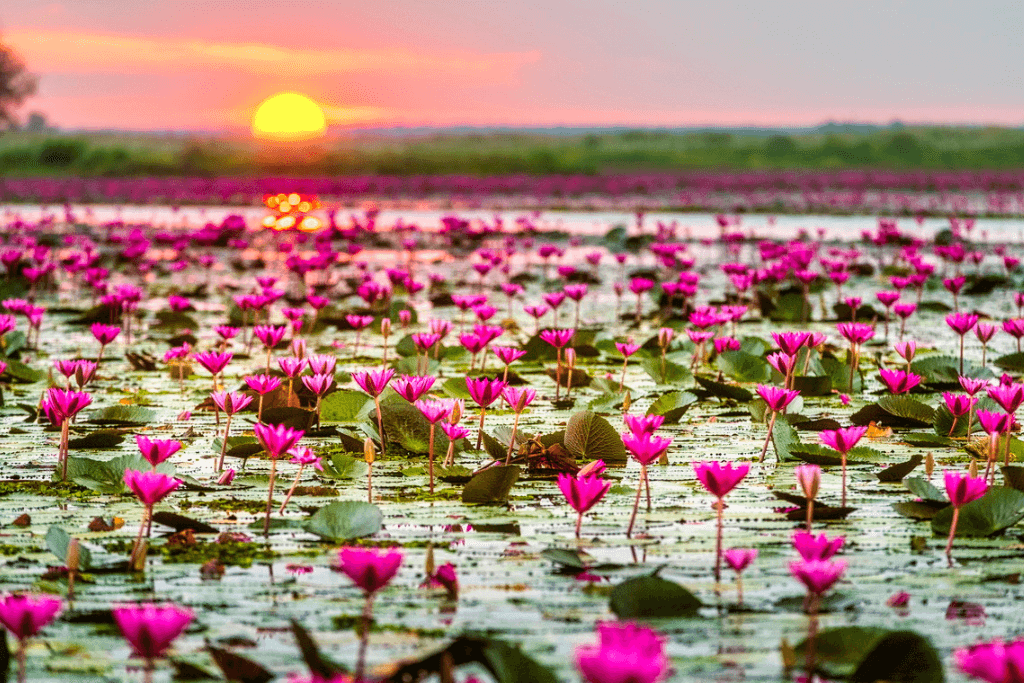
<box><xmin>694</xmin><ymin>376</ymin><xmax>752</xmax><ymax>402</ymax></box>
<box><xmin>931</xmin><ymin>486</ymin><xmax>1024</xmax><ymax>537</ymax></box>
<box><xmin>381</xmin><ymin>400</ymin><xmax>450</xmax><ymax>455</ymax></box>
<box><xmin>639</xmin><ymin>356</ymin><xmax>692</xmax><ymax>386</ymax></box>
<box><xmin>2</xmin><ymin>360</ymin><xmax>44</xmax><ymax>384</ymax></box>
<box><xmin>905</xmin><ymin>476</ymin><xmax>947</xmax><ymax>504</ymax></box>
<box><xmin>564</xmin><ymin>410</ymin><xmax>627</xmax><ymax>463</ymax></box>
<box><xmin>89</xmin><ymin>404</ymin><xmax>156</xmax><ymax>426</ymax></box>
<box><xmin>716</xmin><ymin>350</ymin><xmax>770</xmax><ymax>383</ymax></box>
<box><xmin>646</xmin><ymin>391</ymin><xmax>698</xmax><ymax>424</ymax></box>
<box><xmin>45</xmin><ymin>525</ymin><xmax>93</xmax><ymax>570</ymax></box>
<box><xmin>302</xmin><ymin>501</ymin><xmax>383</xmax><ymax>541</ymax></box>
<box><xmin>793</xmin><ymin>626</ymin><xmax>943</xmax><ymax>683</ymax></box>
<box><xmin>317</xmin><ymin>452</ymin><xmax>369</xmax><ymax>480</ymax></box>
<box><xmin>462</xmin><ymin>465</ymin><xmax>521</xmax><ymax>504</ymax></box>
<box><xmin>877</xmin><ymin>455</ymin><xmax>923</xmax><ymax>482</ymax></box>
<box><xmin>67</xmin><ymin>429</ymin><xmax>125</xmax><ymax>450</ymax></box>
<box><xmin>319</xmin><ymin>390</ymin><xmax>373</xmax><ymax>423</ymax></box>
<box><xmin>609</xmin><ymin>569</ymin><xmax>701</xmax><ymax>618</ymax></box>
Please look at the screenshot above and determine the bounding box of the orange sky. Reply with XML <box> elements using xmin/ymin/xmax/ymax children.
<box><xmin>4</xmin><ymin>1</ymin><xmax>1024</xmax><ymax>131</ymax></box>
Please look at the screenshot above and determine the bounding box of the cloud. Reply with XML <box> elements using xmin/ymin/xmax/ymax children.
<box><xmin>7</xmin><ymin>28</ymin><xmax>541</xmax><ymax>80</ymax></box>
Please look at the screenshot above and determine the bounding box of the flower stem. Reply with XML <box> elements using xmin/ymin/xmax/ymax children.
<box><xmin>714</xmin><ymin>496</ymin><xmax>724</xmax><ymax>583</ymax></box>
<box><xmin>759</xmin><ymin>411</ymin><xmax>777</xmax><ymax>462</ymax></box>
<box><xmin>476</xmin><ymin>407</ymin><xmax>486</xmax><ymax>450</ymax></box>
<box><xmin>946</xmin><ymin>506</ymin><xmax>961</xmax><ymax>560</ymax></box>
<box><xmin>428</xmin><ymin>423</ymin><xmax>436</xmax><ymax>494</ymax></box>
<box><xmin>278</xmin><ymin>464</ymin><xmax>305</xmax><ymax>514</ymax></box>
<box><xmin>505</xmin><ymin>411</ymin><xmax>521</xmax><ymax>465</ymax></box>
<box><xmin>374</xmin><ymin>396</ymin><xmax>386</xmax><ymax>458</ymax></box>
<box><xmin>263</xmin><ymin>456</ymin><xmax>278</xmax><ymax>537</ymax></box>
<box><xmin>217</xmin><ymin>413</ymin><xmax>232</xmax><ymax>472</ymax></box>
<box><xmin>841</xmin><ymin>452</ymin><xmax>848</xmax><ymax>508</ymax></box>
<box><xmin>626</xmin><ymin>464</ymin><xmax>646</xmax><ymax>538</ymax></box>
<box><xmin>355</xmin><ymin>593</ymin><xmax>374</xmax><ymax>682</ymax></box>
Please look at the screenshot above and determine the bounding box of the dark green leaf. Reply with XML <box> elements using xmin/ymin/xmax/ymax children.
<box><xmin>877</xmin><ymin>455</ymin><xmax>923</xmax><ymax>482</ymax></box>
<box><xmin>381</xmin><ymin>400</ymin><xmax>449</xmax><ymax>455</ymax></box>
<box><xmin>639</xmin><ymin>356</ymin><xmax>692</xmax><ymax>386</ymax></box>
<box><xmin>564</xmin><ymin>411</ymin><xmax>627</xmax><ymax>463</ymax></box>
<box><xmin>995</xmin><ymin>352</ymin><xmax>1024</xmax><ymax>372</ymax></box>
<box><xmin>207</xmin><ymin>646</ymin><xmax>274</xmax><ymax>683</ymax></box>
<box><xmin>694</xmin><ymin>376</ymin><xmax>752</xmax><ymax>402</ymax></box>
<box><xmin>540</xmin><ymin>548</ymin><xmax>587</xmax><ymax>569</ymax></box>
<box><xmin>317</xmin><ymin>452</ymin><xmax>369</xmax><ymax>480</ymax></box>
<box><xmin>646</xmin><ymin>391</ymin><xmax>698</xmax><ymax>424</ymax></box>
<box><xmin>89</xmin><ymin>405</ymin><xmax>156</xmax><ymax>426</ymax></box>
<box><xmin>45</xmin><ymin>525</ymin><xmax>93</xmax><ymax>570</ymax></box>
<box><xmin>290</xmin><ymin>620</ymin><xmax>348</xmax><ymax>680</ymax></box>
<box><xmin>609</xmin><ymin>570</ymin><xmax>702</xmax><ymax>618</ymax></box>
<box><xmin>1</xmin><ymin>360</ymin><xmax>43</xmax><ymax>384</ymax></box>
<box><xmin>302</xmin><ymin>501</ymin><xmax>383</xmax><ymax>541</ymax></box>
<box><xmin>905</xmin><ymin>476</ymin><xmax>947</xmax><ymax>503</ymax></box>
<box><xmin>319</xmin><ymin>390</ymin><xmax>373</xmax><ymax>423</ymax></box>
<box><xmin>794</xmin><ymin>627</ymin><xmax>943</xmax><ymax>683</ymax></box>
<box><xmin>462</xmin><ymin>465</ymin><xmax>520</xmax><ymax>504</ymax></box>
<box><xmin>67</xmin><ymin>429</ymin><xmax>125</xmax><ymax>450</ymax></box>
<box><xmin>892</xmin><ymin>501</ymin><xmax>945</xmax><ymax>520</ymax></box>
<box><xmin>260</xmin><ymin>407</ymin><xmax>316</xmax><ymax>431</ymax></box>
<box><xmin>791</xmin><ymin>374</ymin><xmax>833</xmax><ymax>396</ymax></box>
<box><xmin>771</xmin><ymin>418</ymin><xmax>800</xmax><ymax>463</ymax></box>
<box><xmin>482</xmin><ymin>638</ymin><xmax>561</xmax><ymax>683</ymax></box>
<box><xmin>931</xmin><ymin>487</ymin><xmax>1024</xmax><ymax>536</ymax></box>
<box><xmin>716</xmin><ymin>350</ymin><xmax>771</xmax><ymax>383</ymax></box>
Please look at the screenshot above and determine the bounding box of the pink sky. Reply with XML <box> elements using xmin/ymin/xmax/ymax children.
<box><xmin>4</xmin><ymin>0</ymin><xmax>1024</xmax><ymax>131</ymax></box>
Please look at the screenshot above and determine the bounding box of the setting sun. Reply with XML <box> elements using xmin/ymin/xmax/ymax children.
<box><xmin>252</xmin><ymin>92</ymin><xmax>327</xmax><ymax>141</ymax></box>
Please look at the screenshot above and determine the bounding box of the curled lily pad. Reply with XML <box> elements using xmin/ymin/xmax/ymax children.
<box><xmin>609</xmin><ymin>569</ymin><xmax>701</xmax><ymax>618</ymax></box>
<box><xmin>462</xmin><ymin>465</ymin><xmax>520</xmax><ymax>504</ymax></box>
<box><xmin>302</xmin><ymin>501</ymin><xmax>383</xmax><ymax>541</ymax></box>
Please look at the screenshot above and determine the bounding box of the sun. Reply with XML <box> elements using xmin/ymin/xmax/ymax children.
<box><xmin>252</xmin><ymin>93</ymin><xmax>327</xmax><ymax>141</ymax></box>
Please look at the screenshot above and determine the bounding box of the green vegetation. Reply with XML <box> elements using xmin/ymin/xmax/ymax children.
<box><xmin>4</xmin><ymin>124</ymin><xmax>1024</xmax><ymax>176</ymax></box>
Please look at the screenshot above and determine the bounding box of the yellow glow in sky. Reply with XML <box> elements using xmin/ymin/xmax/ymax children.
<box><xmin>252</xmin><ymin>93</ymin><xmax>327</xmax><ymax>140</ymax></box>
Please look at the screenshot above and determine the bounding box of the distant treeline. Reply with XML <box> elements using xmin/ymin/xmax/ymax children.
<box><xmin>5</xmin><ymin>126</ymin><xmax>1024</xmax><ymax>176</ymax></box>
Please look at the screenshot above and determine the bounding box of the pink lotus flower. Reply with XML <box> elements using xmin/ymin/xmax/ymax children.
<box><xmin>0</xmin><ymin>593</ymin><xmax>62</xmax><ymax>642</ymax></box>
<box><xmin>124</xmin><ymin>469</ymin><xmax>181</xmax><ymax>506</ymax></box>
<box><xmin>576</xmin><ymin>621</ymin><xmax>669</xmax><ymax>683</ymax></box>
<box><xmin>352</xmin><ymin>367</ymin><xmax>395</xmax><ymax>398</ymax></box>
<box><xmin>46</xmin><ymin>387</ymin><xmax>92</xmax><ymax>420</ymax></box>
<box><xmin>755</xmin><ymin>385</ymin><xmax>799</xmax><ymax>412</ymax></box>
<box><xmin>878</xmin><ymin>368</ymin><xmax>922</xmax><ymax>394</ymax></box>
<box><xmin>492</xmin><ymin>345</ymin><xmax>526</xmax><ymax>366</ymax></box>
<box><xmin>90</xmin><ymin>322</ymin><xmax>120</xmax><ymax>345</ymax></box>
<box><xmin>789</xmin><ymin>559</ymin><xmax>847</xmax><ymax>596</ymax></box>
<box><xmin>945</xmin><ymin>471</ymin><xmax>988</xmax><ymax>508</ymax></box>
<box><xmin>623</xmin><ymin>413</ymin><xmax>664</xmax><ymax>436</ymax></box>
<box><xmin>210</xmin><ymin>390</ymin><xmax>252</xmax><ymax>415</ymax></box>
<box><xmin>987</xmin><ymin>383</ymin><xmax>1024</xmax><ymax>413</ymax></box>
<box><xmin>253</xmin><ymin>423</ymin><xmax>304</xmax><ymax>459</ymax></box>
<box><xmin>244</xmin><ymin>374</ymin><xmax>281</xmax><ymax>395</ymax></box>
<box><xmin>694</xmin><ymin>461</ymin><xmax>749</xmax><ymax>499</ymax></box>
<box><xmin>558</xmin><ymin>469</ymin><xmax>612</xmax><ymax>537</ymax></box>
<box><xmin>724</xmin><ymin>548</ymin><xmax>757</xmax><ymax>574</ymax></box>
<box><xmin>819</xmin><ymin>425</ymin><xmax>868</xmax><ymax>455</ymax></box>
<box><xmin>793</xmin><ymin>532</ymin><xmax>844</xmax><ymax>561</ymax></box>
<box><xmin>836</xmin><ymin>322</ymin><xmax>874</xmax><ymax>345</ymax></box>
<box><xmin>135</xmin><ymin>435</ymin><xmax>182</xmax><ymax>468</ymax></box>
<box><xmin>622</xmin><ymin>432</ymin><xmax>672</xmax><ymax>466</ymax></box>
<box><xmin>392</xmin><ymin>375</ymin><xmax>435</xmax><ymax>403</ymax></box>
<box><xmin>415</xmin><ymin>399</ymin><xmax>452</xmax><ymax>424</ymax></box>
<box><xmin>337</xmin><ymin>547</ymin><xmax>403</xmax><ymax>595</ymax></box>
<box><xmin>193</xmin><ymin>350</ymin><xmax>232</xmax><ymax>376</ymax></box>
<box><xmin>113</xmin><ymin>602</ymin><xmax>193</xmax><ymax>660</ymax></box>
<box><xmin>954</xmin><ymin>638</ymin><xmax>1024</xmax><ymax>683</ymax></box>
<box><xmin>772</xmin><ymin>331</ymin><xmax>810</xmax><ymax>356</ymax></box>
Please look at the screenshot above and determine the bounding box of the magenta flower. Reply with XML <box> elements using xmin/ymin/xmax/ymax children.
<box><xmin>124</xmin><ymin>469</ymin><xmax>181</xmax><ymax>506</ymax></box>
<box><xmin>135</xmin><ymin>435</ymin><xmax>182</xmax><ymax>469</ymax></box>
<box><xmin>46</xmin><ymin>387</ymin><xmax>92</xmax><ymax>420</ymax></box>
<box><xmin>245</xmin><ymin>373</ymin><xmax>281</xmax><ymax>395</ymax></box>
<box><xmin>253</xmin><ymin>422</ymin><xmax>304</xmax><ymax>459</ymax></box>
<box><xmin>946</xmin><ymin>470</ymin><xmax>989</xmax><ymax>507</ymax></box>
<box><xmin>977</xmin><ymin>409</ymin><xmax>1012</xmax><ymax>436</ymax></box>
<box><xmin>576</xmin><ymin>621</ymin><xmax>669</xmax><ymax>683</ymax></box>
<box><xmin>878</xmin><ymin>367</ymin><xmax>922</xmax><ymax>394</ymax></box>
<box><xmin>113</xmin><ymin>602</ymin><xmax>193</xmax><ymax>661</ymax></box>
<box><xmin>946</xmin><ymin>312</ymin><xmax>979</xmax><ymax>336</ymax></box>
<box><xmin>755</xmin><ymin>385</ymin><xmax>799</xmax><ymax>412</ymax></box>
<box><xmin>392</xmin><ymin>375</ymin><xmax>435</xmax><ymax>403</ymax></box>
<box><xmin>766</xmin><ymin>352</ymin><xmax>797</xmax><ymax>380</ymax></box>
<box><xmin>306</xmin><ymin>353</ymin><xmax>337</xmax><ymax>375</ymax></box>
<box><xmin>795</xmin><ymin>463</ymin><xmax>821</xmax><ymax>501</ymax></box>
<box><xmin>539</xmin><ymin>328</ymin><xmax>574</xmax><ymax>349</ymax></box>
<box><xmin>466</xmin><ymin>376</ymin><xmax>507</xmax><ymax>450</ymax></box>
<box><xmin>90</xmin><ymin>322</ymin><xmax>120</xmax><ymax>345</ymax></box>
<box><xmin>694</xmin><ymin>461</ymin><xmax>749</xmax><ymax>499</ymax></box>
<box><xmin>210</xmin><ymin>390</ymin><xmax>252</xmax><ymax>415</ymax></box>
<box><xmin>493</xmin><ymin>345</ymin><xmax>527</xmax><ymax>366</ymax></box>
<box><xmin>193</xmin><ymin>350</ymin><xmax>232</xmax><ymax>376</ymax></box>
<box><xmin>502</xmin><ymin>385</ymin><xmax>536</xmax><ymax>413</ymax></box>
<box><xmin>819</xmin><ymin>425</ymin><xmax>867</xmax><ymax>454</ymax></box>
<box><xmin>623</xmin><ymin>413</ymin><xmax>664</xmax><ymax>436</ymax></box>
<box><xmin>724</xmin><ymin>548</ymin><xmax>757</xmax><ymax>574</ymax></box>
<box><xmin>0</xmin><ymin>593</ymin><xmax>62</xmax><ymax>642</ymax></box>
<box><xmin>836</xmin><ymin>322</ymin><xmax>875</xmax><ymax>345</ymax></box>
<box><xmin>793</xmin><ymin>531</ymin><xmax>845</xmax><ymax>561</ymax></box>
<box><xmin>411</xmin><ymin>332</ymin><xmax>441</xmax><ymax>353</ymax></box>
<box><xmin>352</xmin><ymin>367</ymin><xmax>395</xmax><ymax>398</ymax></box>
<box><xmin>301</xmin><ymin>372</ymin><xmax>334</xmax><ymax>397</ymax></box>
<box><xmin>415</xmin><ymin>399</ymin><xmax>452</xmax><ymax>425</ymax></box>
<box><xmin>278</xmin><ymin>357</ymin><xmax>307</xmax><ymax>379</ymax></box>
<box><xmin>955</xmin><ymin>638</ymin><xmax>1024</xmax><ymax>683</ymax></box>
<box><xmin>558</xmin><ymin>470</ymin><xmax>612</xmax><ymax>537</ymax></box>
<box><xmin>253</xmin><ymin>324</ymin><xmax>287</xmax><ymax>348</ymax></box>
<box><xmin>622</xmin><ymin>432</ymin><xmax>672</xmax><ymax>466</ymax></box>
<box><xmin>772</xmin><ymin>331</ymin><xmax>810</xmax><ymax>356</ymax></box>
<box><xmin>695</xmin><ymin>460</ymin><xmax>750</xmax><ymax>582</ymax></box>
<box><xmin>987</xmin><ymin>383</ymin><xmax>1024</xmax><ymax>413</ymax></box>
<box><xmin>790</xmin><ymin>559</ymin><xmax>847</xmax><ymax>598</ymax></box>
<box><xmin>337</xmin><ymin>547</ymin><xmax>402</xmax><ymax>595</ymax></box>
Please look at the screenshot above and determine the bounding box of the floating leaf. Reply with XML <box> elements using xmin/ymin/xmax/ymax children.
<box><xmin>67</xmin><ymin>430</ymin><xmax>125</xmax><ymax>450</ymax></box>
<box><xmin>646</xmin><ymin>391</ymin><xmax>698</xmax><ymax>424</ymax></box>
<box><xmin>931</xmin><ymin>487</ymin><xmax>1024</xmax><ymax>537</ymax></box>
<box><xmin>302</xmin><ymin>501</ymin><xmax>383</xmax><ymax>541</ymax></box>
<box><xmin>564</xmin><ymin>411</ymin><xmax>627</xmax><ymax>463</ymax></box>
<box><xmin>791</xmin><ymin>374</ymin><xmax>832</xmax><ymax>396</ymax></box>
<box><xmin>904</xmin><ymin>476</ymin><xmax>946</xmax><ymax>504</ymax></box>
<box><xmin>694</xmin><ymin>376</ymin><xmax>752</xmax><ymax>402</ymax></box>
<box><xmin>793</xmin><ymin>627</ymin><xmax>943</xmax><ymax>683</ymax></box>
<box><xmin>208</xmin><ymin>646</ymin><xmax>274</xmax><ymax>683</ymax></box>
<box><xmin>913</xmin><ymin>355</ymin><xmax>992</xmax><ymax>385</ymax></box>
<box><xmin>45</xmin><ymin>526</ymin><xmax>92</xmax><ymax>570</ymax></box>
<box><xmin>319</xmin><ymin>390</ymin><xmax>373</xmax><ymax>423</ymax></box>
<box><xmin>1004</xmin><ymin>465</ymin><xmax>1024</xmax><ymax>493</ymax></box>
<box><xmin>2</xmin><ymin>360</ymin><xmax>43</xmax><ymax>384</ymax></box>
<box><xmin>609</xmin><ymin>570</ymin><xmax>701</xmax><ymax>618</ymax></box>
<box><xmin>381</xmin><ymin>400</ymin><xmax>450</xmax><ymax>455</ymax></box>
<box><xmin>317</xmin><ymin>452</ymin><xmax>369</xmax><ymax>480</ymax></box>
<box><xmin>439</xmin><ymin>377</ymin><xmax>473</xmax><ymax>400</ymax></box>
<box><xmin>64</xmin><ymin>453</ymin><xmax>174</xmax><ymax>494</ymax></box>
<box><xmin>892</xmin><ymin>501</ymin><xmax>945</xmax><ymax>520</ymax></box>
<box><xmin>770</xmin><ymin>418</ymin><xmax>800</xmax><ymax>463</ymax></box>
<box><xmin>639</xmin><ymin>356</ymin><xmax>692</xmax><ymax>386</ymax></box>
<box><xmin>994</xmin><ymin>352</ymin><xmax>1024</xmax><ymax>372</ymax></box>
<box><xmin>877</xmin><ymin>455</ymin><xmax>923</xmax><ymax>482</ymax></box>
<box><xmin>89</xmin><ymin>404</ymin><xmax>156</xmax><ymax>426</ymax></box>
<box><xmin>260</xmin><ymin>407</ymin><xmax>316</xmax><ymax>431</ymax></box>
<box><xmin>904</xmin><ymin>431</ymin><xmax>954</xmax><ymax>448</ymax></box>
<box><xmin>151</xmin><ymin>310</ymin><xmax>199</xmax><ymax>331</ymax></box>
<box><xmin>462</xmin><ymin>465</ymin><xmax>520</xmax><ymax>504</ymax></box>
<box><xmin>877</xmin><ymin>395</ymin><xmax>935</xmax><ymax>424</ymax></box>
<box><xmin>481</xmin><ymin>638</ymin><xmax>561</xmax><ymax>683</ymax></box>
<box><xmin>540</xmin><ymin>548</ymin><xmax>587</xmax><ymax>569</ymax></box>
<box><xmin>716</xmin><ymin>350</ymin><xmax>771</xmax><ymax>383</ymax></box>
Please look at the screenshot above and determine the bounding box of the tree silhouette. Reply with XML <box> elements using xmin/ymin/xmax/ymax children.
<box><xmin>0</xmin><ymin>37</ymin><xmax>36</xmax><ymax>130</ymax></box>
